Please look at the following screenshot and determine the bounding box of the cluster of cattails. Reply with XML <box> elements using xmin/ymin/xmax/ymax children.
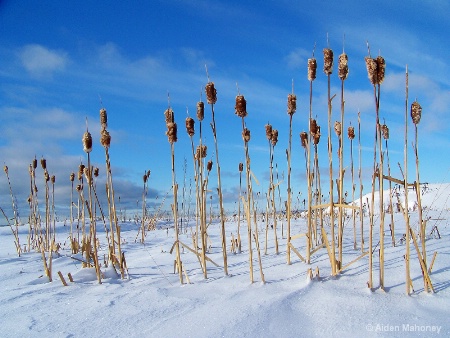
<box><xmin>411</xmin><ymin>101</ymin><xmax>422</xmax><ymax>125</ymax></box>
<box><xmin>348</xmin><ymin>125</ymin><xmax>355</xmax><ymax>140</ymax></box>
<box><xmin>338</xmin><ymin>53</ymin><xmax>349</xmax><ymax>80</ymax></box>
<box><xmin>185</xmin><ymin>117</ymin><xmax>195</xmax><ymax>137</ymax></box>
<box><xmin>308</xmin><ymin>58</ymin><xmax>317</xmax><ymax>81</ymax></box>
<box><xmin>265</xmin><ymin>124</ymin><xmax>273</xmax><ymax>141</ymax></box>
<box><xmin>381</xmin><ymin>124</ymin><xmax>389</xmax><ymax>140</ymax></box>
<box><xmin>323</xmin><ymin>48</ymin><xmax>334</xmax><ymax>75</ymax></box>
<box><xmin>365</xmin><ymin>55</ymin><xmax>386</xmax><ymax>85</ymax></box>
<box><xmin>265</xmin><ymin>123</ymin><xmax>279</xmax><ymax>146</ymax></box>
<box><xmin>310</xmin><ymin>118</ymin><xmax>321</xmax><ymax>145</ymax></box>
<box><xmin>205</xmin><ymin>82</ymin><xmax>217</xmax><ymax>105</ymax></box>
<box><xmin>235</xmin><ymin>95</ymin><xmax>247</xmax><ymax>118</ymax></box>
<box><xmin>164</xmin><ymin>108</ymin><xmax>178</xmax><ymax>144</ymax></box>
<box><xmin>195</xmin><ymin>145</ymin><xmax>207</xmax><ymax>160</ymax></box>
<box><xmin>287</xmin><ymin>94</ymin><xmax>297</xmax><ymax>115</ymax></box>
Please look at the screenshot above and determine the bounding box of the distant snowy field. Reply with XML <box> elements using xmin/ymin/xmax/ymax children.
<box><xmin>1</xmin><ymin>184</ymin><xmax>449</xmax><ymax>337</ymax></box>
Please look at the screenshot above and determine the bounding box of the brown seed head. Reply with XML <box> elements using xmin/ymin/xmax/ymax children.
<box><xmin>411</xmin><ymin>101</ymin><xmax>422</xmax><ymax>125</ymax></box>
<box><xmin>32</xmin><ymin>158</ymin><xmax>37</xmax><ymax>169</ymax></box>
<box><xmin>207</xmin><ymin>160</ymin><xmax>213</xmax><ymax>172</ymax></box>
<box><xmin>310</xmin><ymin>118</ymin><xmax>318</xmax><ymax>135</ymax></box>
<box><xmin>143</xmin><ymin>173</ymin><xmax>148</xmax><ymax>183</ymax></box>
<box><xmin>271</xmin><ymin>129</ymin><xmax>279</xmax><ymax>146</ymax></box>
<box><xmin>44</xmin><ymin>169</ymin><xmax>50</xmax><ymax>182</ymax></box>
<box><xmin>82</xmin><ymin>131</ymin><xmax>93</xmax><ymax>153</ymax></box>
<box><xmin>323</xmin><ymin>48</ymin><xmax>334</xmax><ymax>75</ymax></box>
<box><xmin>381</xmin><ymin>124</ymin><xmax>389</xmax><ymax>140</ymax></box>
<box><xmin>196</xmin><ymin>101</ymin><xmax>205</xmax><ymax>121</ymax></box>
<box><xmin>100</xmin><ymin>129</ymin><xmax>111</xmax><ymax>148</ymax></box>
<box><xmin>205</xmin><ymin>82</ymin><xmax>217</xmax><ymax>104</ymax></box>
<box><xmin>338</xmin><ymin>53</ymin><xmax>349</xmax><ymax>80</ymax></box>
<box><xmin>239</xmin><ymin>162</ymin><xmax>243</xmax><ymax>172</ymax></box>
<box><xmin>313</xmin><ymin>126</ymin><xmax>321</xmax><ymax>145</ymax></box>
<box><xmin>83</xmin><ymin>167</ymin><xmax>91</xmax><ymax>184</ymax></box>
<box><xmin>347</xmin><ymin>125</ymin><xmax>355</xmax><ymax>140</ymax></box>
<box><xmin>70</xmin><ymin>172</ymin><xmax>75</xmax><ymax>182</ymax></box>
<box><xmin>365</xmin><ymin>57</ymin><xmax>378</xmax><ymax>85</ymax></box>
<box><xmin>308</xmin><ymin>58</ymin><xmax>317</xmax><ymax>81</ymax></box>
<box><xmin>185</xmin><ymin>117</ymin><xmax>195</xmax><ymax>137</ymax></box>
<box><xmin>287</xmin><ymin>94</ymin><xmax>297</xmax><ymax>115</ymax></box>
<box><xmin>100</xmin><ymin>108</ymin><xmax>108</xmax><ymax>130</ymax></box>
<box><xmin>334</xmin><ymin>121</ymin><xmax>342</xmax><ymax>137</ymax></box>
<box><xmin>41</xmin><ymin>158</ymin><xmax>47</xmax><ymax>170</ymax></box>
<box><xmin>3</xmin><ymin>165</ymin><xmax>8</xmax><ymax>174</ymax></box>
<box><xmin>242</xmin><ymin>128</ymin><xmax>251</xmax><ymax>142</ymax></box>
<box><xmin>164</xmin><ymin>108</ymin><xmax>174</xmax><ymax>126</ymax></box>
<box><xmin>147</xmin><ymin>170</ymin><xmax>151</xmax><ymax>178</ymax></box>
<box><xmin>376</xmin><ymin>56</ymin><xmax>386</xmax><ymax>84</ymax></box>
<box><xmin>94</xmin><ymin>167</ymin><xmax>99</xmax><ymax>177</ymax></box>
<box><xmin>76</xmin><ymin>184</ymin><xmax>82</xmax><ymax>192</ymax></box>
<box><xmin>195</xmin><ymin>145</ymin><xmax>207</xmax><ymax>160</ymax></box>
<box><xmin>51</xmin><ymin>175</ymin><xmax>55</xmax><ymax>184</ymax></box>
<box><xmin>79</xmin><ymin>164</ymin><xmax>85</xmax><ymax>175</ymax></box>
<box><xmin>300</xmin><ymin>132</ymin><xmax>308</xmax><ymax>148</ymax></box>
<box><xmin>265</xmin><ymin>124</ymin><xmax>273</xmax><ymax>141</ymax></box>
<box><xmin>235</xmin><ymin>95</ymin><xmax>247</xmax><ymax>118</ymax></box>
<box><xmin>166</xmin><ymin>122</ymin><xmax>178</xmax><ymax>144</ymax></box>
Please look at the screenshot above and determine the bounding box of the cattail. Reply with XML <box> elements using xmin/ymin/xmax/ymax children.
<box><xmin>300</xmin><ymin>131</ymin><xmax>308</xmax><ymax>148</ymax></box>
<box><xmin>100</xmin><ymin>108</ymin><xmax>108</xmax><ymax>130</ymax></box>
<box><xmin>365</xmin><ymin>57</ymin><xmax>378</xmax><ymax>85</ymax></box>
<box><xmin>83</xmin><ymin>131</ymin><xmax>93</xmax><ymax>153</ymax></box>
<box><xmin>100</xmin><ymin>129</ymin><xmax>111</xmax><ymax>148</ymax></box>
<box><xmin>334</xmin><ymin>121</ymin><xmax>342</xmax><ymax>137</ymax></box>
<box><xmin>242</xmin><ymin>128</ymin><xmax>251</xmax><ymax>142</ymax></box>
<box><xmin>287</xmin><ymin>94</ymin><xmax>297</xmax><ymax>115</ymax></box>
<box><xmin>265</xmin><ymin>124</ymin><xmax>273</xmax><ymax>141</ymax></box>
<box><xmin>323</xmin><ymin>48</ymin><xmax>334</xmax><ymax>75</ymax></box>
<box><xmin>32</xmin><ymin>158</ymin><xmax>37</xmax><ymax>169</ymax></box>
<box><xmin>207</xmin><ymin>160</ymin><xmax>213</xmax><ymax>172</ymax></box>
<box><xmin>185</xmin><ymin>117</ymin><xmax>195</xmax><ymax>137</ymax></box>
<box><xmin>195</xmin><ymin>145</ymin><xmax>207</xmax><ymax>160</ymax></box>
<box><xmin>271</xmin><ymin>129</ymin><xmax>279</xmax><ymax>146</ymax></box>
<box><xmin>83</xmin><ymin>167</ymin><xmax>91</xmax><ymax>184</ymax></box>
<box><xmin>76</xmin><ymin>184</ymin><xmax>82</xmax><ymax>192</ymax></box>
<box><xmin>310</xmin><ymin>118</ymin><xmax>318</xmax><ymax>135</ymax></box>
<box><xmin>77</xmin><ymin>171</ymin><xmax>82</xmax><ymax>181</ymax></box>
<box><xmin>338</xmin><ymin>53</ymin><xmax>349</xmax><ymax>80</ymax></box>
<box><xmin>376</xmin><ymin>56</ymin><xmax>386</xmax><ymax>84</ymax></box>
<box><xmin>308</xmin><ymin>58</ymin><xmax>317</xmax><ymax>81</ymax></box>
<box><xmin>94</xmin><ymin>167</ymin><xmax>99</xmax><ymax>177</ymax></box>
<box><xmin>143</xmin><ymin>173</ymin><xmax>148</xmax><ymax>183</ymax></box>
<box><xmin>381</xmin><ymin>124</ymin><xmax>389</xmax><ymax>140</ymax></box>
<box><xmin>166</xmin><ymin>122</ymin><xmax>178</xmax><ymax>144</ymax></box>
<box><xmin>235</xmin><ymin>95</ymin><xmax>247</xmax><ymax>118</ymax></box>
<box><xmin>44</xmin><ymin>169</ymin><xmax>50</xmax><ymax>182</ymax></box>
<box><xmin>348</xmin><ymin>125</ymin><xmax>355</xmax><ymax>140</ymax></box>
<box><xmin>411</xmin><ymin>101</ymin><xmax>422</xmax><ymax>125</ymax></box>
<box><xmin>3</xmin><ymin>165</ymin><xmax>8</xmax><ymax>174</ymax></box>
<box><xmin>164</xmin><ymin>108</ymin><xmax>174</xmax><ymax>125</ymax></box>
<box><xmin>313</xmin><ymin>126</ymin><xmax>321</xmax><ymax>145</ymax></box>
<box><xmin>239</xmin><ymin>162</ymin><xmax>243</xmax><ymax>172</ymax></box>
<box><xmin>79</xmin><ymin>164</ymin><xmax>85</xmax><ymax>176</ymax></box>
<box><xmin>205</xmin><ymin>82</ymin><xmax>217</xmax><ymax>104</ymax></box>
<box><xmin>70</xmin><ymin>172</ymin><xmax>75</xmax><ymax>182</ymax></box>
<box><xmin>41</xmin><ymin>158</ymin><xmax>47</xmax><ymax>170</ymax></box>
<box><xmin>147</xmin><ymin>170</ymin><xmax>151</xmax><ymax>178</ymax></box>
<box><xmin>196</xmin><ymin>101</ymin><xmax>205</xmax><ymax>121</ymax></box>
<box><xmin>51</xmin><ymin>175</ymin><xmax>55</xmax><ymax>184</ymax></box>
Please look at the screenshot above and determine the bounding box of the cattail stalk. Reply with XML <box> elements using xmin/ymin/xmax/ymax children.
<box><xmin>348</xmin><ymin>125</ymin><xmax>357</xmax><ymax>250</ymax></box>
<box><xmin>358</xmin><ymin>112</ymin><xmax>364</xmax><ymax>252</ymax></box>
<box><xmin>382</xmin><ymin>124</ymin><xmax>396</xmax><ymax>247</ymax></box>
<box><xmin>404</xmin><ymin>66</ymin><xmax>412</xmax><ymax>294</ymax></box>
<box><xmin>286</xmin><ymin>91</ymin><xmax>296</xmax><ymax>265</ymax></box>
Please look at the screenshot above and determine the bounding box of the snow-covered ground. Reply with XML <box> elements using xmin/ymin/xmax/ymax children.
<box><xmin>1</xmin><ymin>184</ymin><xmax>449</xmax><ymax>337</ymax></box>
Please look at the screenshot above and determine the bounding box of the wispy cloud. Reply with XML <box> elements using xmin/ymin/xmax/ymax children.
<box><xmin>19</xmin><ymin>44</ymin><xmax>69</xmax><ymax>78</ymax></box>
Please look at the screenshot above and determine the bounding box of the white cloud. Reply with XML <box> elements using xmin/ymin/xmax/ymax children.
<box><xmin>19</xmin><ymin>44</ymin><xmax>68</xmax><ymax>78</ymax></box>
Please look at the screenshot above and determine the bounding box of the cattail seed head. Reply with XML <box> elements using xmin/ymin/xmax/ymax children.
<box><xmin>195</xmin><ymin>145</ymin><xmax>207</xmax><ymax>160</ymax></box>
<box><xmin>100</xmin><ymin>108</ymin><xmax>108</xmax><ymax>130</ymax></box>
<box><xmin>300</xmin><ymin>131</ymin><xmax>308</xmax><ymax>148</ymax></box>
<box><xmin>84</xmin><ymin>167</ymin><xmax>91</xmax><ymax>184</ymax></box>
<box><xmin>310</xmin><ymin>118</ymin><xmax>318</xmax><ymax>135</ymax></box>
<box><xmin>376</xmin><ymin>56</ymin><xmax>386</xmax><ymax>84</ymax></box>
<box><xmin>164</xmin><ymin>108</ymin><xmax>174</xmax><ymax>126</ymax></box>
<box><xmin>308</xmin><ymin>58</ymin><xmax>317</xmax><ymax>81</ymax></box>
<box><xmin>347</xmin><ymin>125</ymin><xmax>355</xmax><ymax>140</ymax></box>
<box><xmin>166</xmin><ymin>122</ymin><xmax>178</xmax><ymax>144</ymax></box>
<box><xmin>44</xmin><ymin>169</ymin><xmax>50</xmax><ymax>182</ymax></box>
<box><xmin>70</xmin><ymin>172</ymin><xmax>75</xmax><ymax>182</ymax></box>
<box><xmin>334</xmin><ymin>121</ymin><xmax>342</xmax><ymax>137</ymax></box>
<box><xmin>83</xmin><ymin>131</ymin><xmax>93</xmax><ymax>153</ymax></box>
<box><xmin>242</xmin><ymin>128</ymin><xmax>251</xmax><ymax>142</ymax></box>
<box><xmin>3</xmin><ymin>165</ymin><xmax>8</xmax><ymax>174</ymax></box>
<box><xmin>94</xmin><ymin>167</ymin><xmax>99</xmax><ymax>177</ymax></box>
<box><xmin>41</xmin><ymin>158</ymin><xmax>47</xmax><ymax>170</ymax></box>
<box><xmin>287</xmin><ymin>94</ymin><xmax>297</xmax><ymax>115</ymax></box>
<box><xmin>51</xmin><ymin>175</ymin><xmax>55</xmax><ymax>184</ymax></box>
<box><xmin>271</xmin><ymin>129</ymin><xmax>279</xmax><ymax>146</ymax></box>
<box><xmin>365</xmin><ymin>57</ymin><xmax>378</xmax><ymax>85</ymax></box>
<box><xmin>265</xmin><ymin>124</ymin><xmax>273</xmax><ymax>141</ymax></box>
<box><xmin>196</xmin><ymin>101</ymin><xmax>204</xmax><ymax>121</ymax></box>
<box><xmin>239</xmin><ymin>162</ymin><xmax>243</xmax><ymax>172</ymax></box>
<box><xmin>185</xmin><ymin>117</ymin><xmax>195</xmax><ymax>137</ymax></box>
<box><xmin>76</xmin><ymin>184</ymin><xmax>82</xmax><ymax>192</ymax></box>
<box><xmin>235</xmin><ymin>95</ymin><xmax>247</xmax><ymax>118</ymax></box>
<box><xmin>411</xmin><ymin>101</ymin><xmax>422</xmax><ymax>125</ymax></box>
<box><xmin>313</xmin><ymin>126</ymin><xmax>321</xmax><ymax>145</ymax></box>
<box><xmin>338</xmin><ymin>53</ymin><xmax>349</xmax><ymax>80</ymax></box>
<box><xmin>207</xmin><ymin>160</ymin><xmax>213</xmax><ymax>172</ymax></box>
<box><xmin>323</xmin><ymin>48</ymin><xmax>334</xmax><ymax>75</ymax></box>
<box><xmin>147</xmin><ymin>170</ymin><xmax>151</xmax><ymax>178</ymax></box>
<box><xmin>381</xmin><ymin>124</ymin><xmax>389</xmax><ymax>140</ymax></box>
<box><xmin>79</xmin><ymin>164</ymin><xmax>85</xmax><ymax>175</ymax></box>
<box><xmin>205</xmin><ymin>82</ymin><xmax>217</xmax><ymax>104</ymax></box>
<box><xmin>32</xmin><ymin>158</ymin><xmax>37</xmax><ymax>169</ymax></box>
<box><xmin>100</xmin><ymin>129</ymin><xmax>111</xmax><ymax>148</ymax></box>
<box><xmin>143</xmin><ymin>173</ymin><xmax>148</xmax><ymax>183</ymax></box>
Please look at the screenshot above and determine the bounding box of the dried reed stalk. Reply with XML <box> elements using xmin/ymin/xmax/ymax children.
<box><xmin>382</xmin><ymin>123</ymin><xmax>396</xmax><ymax>247</ymax></box>
<box><xmin>286</xmin><ymin>91</ymin><xmax>296</xmax><ymax>265</ymax></box>
<box><xmin>3</xmin><ymin>166</ymin><xmax>21</xmax><ymax>256</ymax></box>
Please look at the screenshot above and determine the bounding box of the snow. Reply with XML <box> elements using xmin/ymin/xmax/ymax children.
<box><xmin>1</xmin><ymin>184</ymin><xmax>449</xmax><ymax>337</ymax></box>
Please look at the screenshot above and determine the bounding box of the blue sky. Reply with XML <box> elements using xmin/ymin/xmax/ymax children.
<box><xmin>1</xmin><ymin>0</ymin><xmax>449</xmax><ymax>217</ymax></box>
